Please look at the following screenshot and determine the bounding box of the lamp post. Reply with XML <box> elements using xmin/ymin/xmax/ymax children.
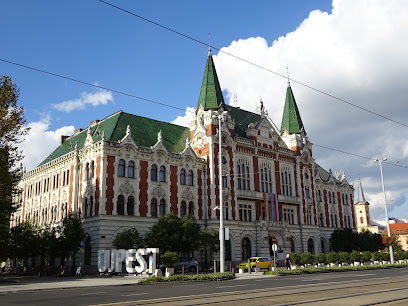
<box><xmin>374</xmin><ymin>158</ymin><xmax>394</xmax><ymax>264</ymax></box>
<box><xmin>214</xmin><ymin>111</ymin><xmax>227</xmax><ymax>273</ymax></box>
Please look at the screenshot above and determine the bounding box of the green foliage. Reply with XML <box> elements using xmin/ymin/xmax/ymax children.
<box><xmin>379</xmin><ymin>252</ymin><xmax>390</xmax><ymax>261</ymax></box>
<box><xmin>8</xmin><ymin>222</ymin><xmax>40</xmax><ymax>261</ymax></box>
<box><xmin>0</xmin><ymin>75</ymin><xmax>29</xmax><ymax>260</ymax></box>
<box><xmin>180</xmin><ymin>214</ymin><xmax>201</xmax><ymax>255</ymax></box>
<box><xmin>329</xmin><ymin>229</ymin><xmax>384</xmax><ymax>253</ymax></box>
<box><xmin>372</xmin><ymin>252</ymin><xmax>382</xmax><ymax>261</ymax></box>
<box><xmin>139</xmin><ymin>272</ymin><xmax>234</xmax><ymax>283</ymax></box>
<box><xmin>358</xmin><ymin>230</ymin><xmax>384</xmax><ymax>252</ymax></box>
<box><xmin>59</xmin><ymin>215</ymin><xmax>86</xmax><ymax>259</ymax></box>
<box><xmin>300</xmin><ymin>252</ymin><xmax>315</xmax><ymax>265</ymax></box>
<box><xmin>112</xmin><ymin>228</ymin><xmax>144</xmax><ymax>250</ymax></box>
<box><xmin>161</xmin><ymin>251</ymin><xmax>179</xmax><ymax>268</ymax></box>
<box><xmin>350</xmin><ymin>251</ymin><xmax>362</xmax><ymax>263</ymax></box>
<box><xmin>199</xmin><ymin>229</ymin><xmax>219</xmax><ymax>255</ymax></box>
<box><xmin>339</xmin><ymin>252</ymin><xmax>350</xmax><ymax>263</ymax></box>
<box><xmin>395</xmin><ymin>250</ymin><xmax>405</xmax><ymax>261</ymax></box>
<box><xmin>361</xmin><ymin>251</ymin><xmax>372</xmax><ymax>262</ymax></box>
<box><xmin>316</xmin><ymin>253</ymin><xmax>327</xmax><ymax>264</ymax></box>
<box><xmin>289</xmin><ymin>252</ymin><xmax>301</xmax><ymax>265</ymax></box>
<box><xmin>326</xmin><ymin>252</ymin><xmax>340</xmax><ymax>263</ymax></box>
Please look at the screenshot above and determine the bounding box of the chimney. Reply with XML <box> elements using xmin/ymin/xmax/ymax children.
<box><xmin>61</xmin><ymin>135</ymin><xmax>69</xmax><ymax>144</ymax></box>
<box><xmin>74</xmin><ymin>128</ymin><xmax>84</xmax><ymax>135</ymax></box>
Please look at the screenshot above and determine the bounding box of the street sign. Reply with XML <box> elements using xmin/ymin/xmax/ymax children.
<box><xmin>272</xmin><ymin>243</ymin><xmax>278</xmax><ymax>252</ymax></box>
<box><xmin>80</xmin><ymin>241</ymin><xmax>85</xmax><ymax>247</ymax></box>
<box><xmin>272</xmin><ymin>236</ymin><xmax>277</xmax><ymax>244</ymax></box>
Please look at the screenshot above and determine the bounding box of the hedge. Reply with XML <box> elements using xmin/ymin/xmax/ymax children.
<box><xmin>139</xmin><ymin>272</ymin><xmax>235</xmax><ymax>284</ymax></box>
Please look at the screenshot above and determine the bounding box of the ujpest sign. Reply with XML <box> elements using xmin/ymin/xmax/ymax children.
<box><xmin>98</xmin><ymin>248</ymin><xmax>159</xmax><ymax>274</ymax></box>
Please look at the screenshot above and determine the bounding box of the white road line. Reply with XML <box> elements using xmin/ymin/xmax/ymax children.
<box><xmin>81</xmin><ymin>291</ymin><xmax>106</xmax><ymax>296</ymax></box>
<box><xmin>217</xmin><ymin>284</ymin><xmax>256</xmax><ymax>289</ymax></box>
<box><xmin>122</xmin><ymin>293</ymin><xmax>148</xmax><ymax>297</ymax></box>
<box><xmin>301</xmin><ymin>273</ymin><xmax>377</xmax><ymax>281</ymax></box>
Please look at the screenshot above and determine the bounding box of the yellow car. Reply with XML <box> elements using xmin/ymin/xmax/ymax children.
<box><xmin>238</xmin><ymin>257</ymin><xmax>274</xmax><ymax>271</ymax></box>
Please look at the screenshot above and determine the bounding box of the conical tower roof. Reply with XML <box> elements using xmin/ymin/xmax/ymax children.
<box><xmin>280</xmin><ymin>84</ymin><xmax>305</xmax><ymax>135</ymax></box>
<box><xmin>197</xmin><ymin>50</ymin><xmax>224</xmax><ymax>110</ymax></box>
<box><xmin>356</xmin><ymin>179</ymin><xmax>368</xmax><ymax>204</ymax></box>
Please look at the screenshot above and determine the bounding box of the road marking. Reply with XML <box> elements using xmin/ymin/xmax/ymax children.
<box><xmin>81</xmin><ymin>291</ymin><xmax>106</xmax><ymax>296</ymax></box>
<box><xmin>301</xmin><ymin>273</ymin><xmax>376</xmax><ymax>281</ymax></box>
<box><xmin>122</xmin><ymin>293</ymin><xmax>148</xmax><ymax>297</ymax></box>
<box><xmin>173</xmin><ymin>284</ymin><xmax>205</xmax><ymax>287</ymax></box>
<box><xmin>217</xmin><ymin>284</ymin><xmax>256</xmax><ymax>289</ymax></box>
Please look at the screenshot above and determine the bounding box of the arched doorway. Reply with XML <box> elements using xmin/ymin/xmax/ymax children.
<box><xmin>241</xmin><ymin>237</ymin><xmax>251</xmax><ymax>260</ymax></box>
<box><xmin>320</xmin><ymin>238</ymin><xmax>326</xmax><ymax>253</ymax></box>
<box><xmin>290</xmin><ymin>238</ymin><xmax>295</xmax><ymax>253</ymax></box>
<box><xmin>307</xmin><ymin>238</ymin><xmax>315</xmax><ymax>254</ymax></box>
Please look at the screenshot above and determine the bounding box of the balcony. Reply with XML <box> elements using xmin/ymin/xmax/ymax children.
<box><xmin>278</xmin><ymin>195</ymin><xmax>301</xmax><ymax>204</ymax></box>
<box><xmin>236</xmin><ymin>189</ymin><xmax>258</xmax><ymax>199</ymax></box>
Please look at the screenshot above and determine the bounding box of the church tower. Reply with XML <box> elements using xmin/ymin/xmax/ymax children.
<box><xmin>355</xmin><ymin>179</ymin><xmax>372</xmax><ymax>232</ymax></box>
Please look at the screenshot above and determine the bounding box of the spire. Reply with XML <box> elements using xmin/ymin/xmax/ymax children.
<box><xmin>197</xmin><ymin>50</ymin><xmax>225</xmax><ymax>110</ymax></box>
<box><xmin>280</xmin><ymin>84</ymin><xmax>305</xmax><ymax>135</ymax></box>
<box><xmin>357</xmin><ymin>179</ymin><xmax>367</xmax><ymax>204</ymax></box>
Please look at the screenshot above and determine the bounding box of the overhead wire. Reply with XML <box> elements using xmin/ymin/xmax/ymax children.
<box><xmin>97</xmin><ymin>0</ymin><xmax>408</xmax><ymax>129</ymax></box>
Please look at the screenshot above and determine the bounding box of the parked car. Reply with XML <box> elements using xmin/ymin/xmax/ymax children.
<box><xmin>238</xmin><ymin>257</ymin><xmax>274</xmax><ymax>271</ymax></box>
<box><xmin>173</xmin><ymin>257</ymin><xmax>199</xmax><ymax>272</ymax></box>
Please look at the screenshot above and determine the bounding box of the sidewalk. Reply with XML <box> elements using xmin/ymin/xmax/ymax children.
<box><xmin>0</xmin><ymin>275</ymin><xmax>145</xmax><ymax>293</ymax></box>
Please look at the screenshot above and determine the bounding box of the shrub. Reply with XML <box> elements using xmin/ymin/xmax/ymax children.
<box><xmin>380</xmin><ymin>252</ymin><xmax>390</xmax><ymax>261</ymax></box>
<box><xmin>161</xmin><ymin>251</ymin><xmax>179</xmax><ymax>268</ymax></box>
<box><xmin>395</xmin><ymin>251</ymin><xmax>405</xmax><ymax>261</ymax></box>
<box><xmin>316</xmin><ymin>253</ymin><xmax>327</xmax><ymax>264</ymax></box>
<box><xmin>350</xmin><ymin>251</ymin><xmax>362</xmax><ymax>263</ymax></box>
<box><xmin>139</xmin><ymin>272</ymin><xmax>234</xmax><ymax>283</ymax></box>
<box><xmin>300</xmin><ymin>252</ymin><xmax>315</xmax><ymax>265</ymax></box>
<box><xmin>290</xmin><ymin>252</ymin><xmax>301</xmax><ymax>265</ymax></box>
<box><xmin>326</xmin><ymin>252</ymin><xmax>340</xmax><ymax>264</ymax></box>
<box><xmin>372</xmin><ymin>252</ymin><xmax>382</xmax><ymax>261</ymax></box>
<box><xmin>339</xmin><ymin>252</ymin><xmax>350</xmax><ymax>263</ymax></box>
<box><xmin>361</xmin><ymin>251</ymin><xmax>372</xmax><ymax>262</ymax></box>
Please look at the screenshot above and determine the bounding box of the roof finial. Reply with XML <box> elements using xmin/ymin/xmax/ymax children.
<box><xmin>287</xmin><ymin>66</ymin><xmax>291</xmax><ymax>87</ymax></box>
<box><xmin>208</xmin><ymin>32</ymin><xmax>211</xmax><ymax>55</ymax></box>
<box><xmin>260</xmin><ymin>97</ymin><xmax>265</xmax><ymax>118</ymax></box>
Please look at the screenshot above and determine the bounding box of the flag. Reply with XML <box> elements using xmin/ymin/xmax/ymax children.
<box><xmin>275</xmin><ymin>193</ymin><xmax>280</xmax><ymax>221</ymax></box>
<box><xmin>263</xmin><ymin>193</ymin><xmax>269</xmax><ymax>220</ymax></box>
<box><xmin>269</xmin><ymin>193</ymin><xmax>275</xmax><ymax>221</ymax></box>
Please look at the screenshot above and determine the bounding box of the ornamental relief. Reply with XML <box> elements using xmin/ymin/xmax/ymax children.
<box><xmin>51</xmin><ymin>193</ymin><xmax>57</xmax><ymax>205</ymax></box>
<box><xmin>118</xmin><ymin>180</ymin><xmax>135</xmax><ymax>195</ymax></box>
<box><xmin>84</xmin><ymin>183</ymin><xmax>93</xmax><ymax>197</ymax></box>
<box><xmin>61</xmin><ymin>191</ymin><xmax>68</xmax><ymax>202</ymax></box>
<box><xmin>151</xmin><ymin>186</ymin><xmax>166</xmax><ymax>199</ymax></box>
<box><xmin>181</xmin><ymin>189</ymin><xmax>194</xmax><ymax>202</ymax></box>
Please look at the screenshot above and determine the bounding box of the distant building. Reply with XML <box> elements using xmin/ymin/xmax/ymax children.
<box><xmin>12</xmin><ymin>50</ymin><xmax>355</xmax><ymax>272</ymax></box>
<box><xmin>383</xmin><ymin>223</ymin><xmax>408</xmax><ymax>251</ymax></box>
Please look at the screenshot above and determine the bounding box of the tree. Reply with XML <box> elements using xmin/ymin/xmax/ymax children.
<box><xmin>112</xmin><ymin>228</ymin><xmax>144</xmax><ymax>250</ymax></box>
<box><xmin>59</xmin><ymin>215</ymin><xmax>86</xmax><ymax>274</ymax></box>
<box><xmin>199</xmin><ymin>229</ymin><xmax>219</xmax><ymax>268</ymax></box>
<box><xmin>330</xmin><ymin>229</ymin><xmax>357</xmax><ymax>252</ymax></box>
<box><xmin>145</xmin><ymin>212</ymin><xmax>183</xmax><ymax>254</ymax></box>
<box><xmin>0</xmin><ymin>75</ymin><xmax>29</xmax><ymax>260</ymax></box>
<box><xmin>180</xmin><ymin>214</ymin><xmax>201</xmax><ymax>256</ymax></box>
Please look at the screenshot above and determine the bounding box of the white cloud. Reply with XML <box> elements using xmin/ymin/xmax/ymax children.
<box><xmin>52</xmin><ymin>90</ymin><xmax>113</xmax><ymax>112</ymax></box>
<box><xmin>18</xmin><ymin>116</ymin><xmax>75</xmax><ymax>172</ymax></box>
<box><xmin>171</xmin><ymin>107</ymin><xmax>196</xmax><ymax>127</ymax></box>
<box><xmin>212</xmin><ymin>0</ymin><xmax>408</xmax><ymax>220</ymax></box>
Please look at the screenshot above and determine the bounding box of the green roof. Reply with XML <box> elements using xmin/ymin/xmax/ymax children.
<box><xmin>224</xmin><ymin>105</ymin><xmax>261</xmax><ymax>138</ymax></box>
<box><xmin>315</xmin><ymin>163</ymin><xmax>339</xmax><ymax>183</ymax></box>
<box><xmin>38</xmin><ymin>111</ymin><xmax>190</xmax><ymax>167</ymax></box>
<box><xmin>197</xmin><ymin>51</ymin><xmax>225</xmax><ymax>110</ymax></box>
<box><xmin>280</xmin><ymin>85</ymin><xmax>305</xmax><ymax>135</ymax></box>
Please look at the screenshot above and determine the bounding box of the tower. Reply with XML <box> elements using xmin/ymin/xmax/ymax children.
<box><xmin>355</xmin><ymin>179</ymin><xmax>371</xmax><ymax>232</ymax></box>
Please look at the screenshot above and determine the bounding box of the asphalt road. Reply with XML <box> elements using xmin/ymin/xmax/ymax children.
<box><xmin>2</xmin><ymin>267</ymin><xmax>408</xmax><ymax>305</ymax></box>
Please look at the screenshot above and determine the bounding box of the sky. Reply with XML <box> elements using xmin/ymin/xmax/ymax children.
<box><xmin>1</xmin><ymin>0</ymin><xmax>408</xmax><ymax>221</ymax></box>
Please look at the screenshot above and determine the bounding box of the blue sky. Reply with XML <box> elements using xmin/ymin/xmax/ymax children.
<box><xmin>2</xmin><ymin>0</ymin><xmax>408</xmax><ymax>221</ymax></box>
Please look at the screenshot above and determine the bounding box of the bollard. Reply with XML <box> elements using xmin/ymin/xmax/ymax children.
<box><xmin>197</xmin><ymin>265</ymin><xmax>199</xmax><ymax>275</ymax></box>
<box><xmin>248</xmin><ymin>259</ymin><xmax>251</xmax><ymax>274</ymax></box>
<box><xmin>182</xmin><ymin>265</ymin><xmax>184</xmax><ymax>275</ymax></box>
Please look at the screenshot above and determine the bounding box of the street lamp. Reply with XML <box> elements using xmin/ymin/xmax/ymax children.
<box><xmin>373</xmin><ymin>157</ymin><xmax>394</xmax><ymax>264</ymax></box>
<box><xmin>214</xmin><ymin>111</ymin><xmax>227</xmax><ymax>273</ymax></box>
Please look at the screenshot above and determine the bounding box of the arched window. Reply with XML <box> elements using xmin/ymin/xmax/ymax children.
<box><xmin>260</xmin><ymin>163</ymin><xmax>273</xmax><ymax>193</ymax></box>
<box><xmin>127</xmin><ymin>196</ymin><xmax>134</xmax><ymax>216</ymax></box>
<box><xmin>128</xmin><ymin>161</ymin><xmax>134</xmax><ymax>178</ymax></box>
<box><xmin>85</xmin><ymin>236</ymin><xmax>92</xmax><ymax>265</ymax></box>
<box><xmin>89</xmin><ymin>196</ymin><xmax>93</xmax><ymax>217</ymax></box>
<box><xmin>307</xmin><ymin>238</ymin><xmax>315</xmax><ymax>254</ymax></box>
<box><xmin>237</xmin><ymin>159</ymin><xmax>250</xmax><ymax>190</ymax></box>
<box><xmin>281</xmin><ymin>167</ymin><xmax>293</xmax><ymax>196</ymax></box>
<box><xmin>83</xmin><ymin>197</ymin><xmax>88</xmax><ymax>218</ymax></box>
<box><xmin>159</xmin><ymin>166</ymin><xmax>166</xmax><ymax>182</ymax></box>
<box><xmin>187</xmin><ymin>170</ymin><xmax>193</xmax><ymax>186</ymax></box>
<box><xmin>151</xmin><ymin>198</ymin><xmax>157</xmax><ymax>217</ymax></box>
<box><xmin>180</xmin><ymin>200</ymin><xmax>186</xmax><ymax>217</ymax></box>
<box><xmin>117</xmin><ymin>195</ymin><xmax>124</xmax><ymax>215</ymax></box>
<box><xmin>151</xmin><ymin>164</ymin><xmax>157</xmax><ymax>181</ymax></box>
<box><xmin>188</xmin><ymin>201</ymin><xmax>194</xmax><ymax>216</ymax></box>
<box><xmin>242</xmin><ymin>237</ymin><xmax>252</xmax><ymax>260</ymax></box>
<box><xmin>180</xmin><ymin>169</ymin><xmax>186</xmax><ymax>185</ymax></box>
<box><xmin>118</xmin><ymin>159</ymin><xmax>125</xmax><ymax>177</ymax></box>
<box><xmin>90</xmin><ymin>160</ymin><xmax>95</xmax><ymax>178</ymax></box>
<box><xmin>159</xmin><ymin>199</ymin><xmax>166</xmax><ymax>216</ymax></box>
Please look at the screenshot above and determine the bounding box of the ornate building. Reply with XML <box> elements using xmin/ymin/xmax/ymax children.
<box><xmin>12</xmin><ymin>50</ymin><xmax>355</xmax><ymax>270</ymax></box>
